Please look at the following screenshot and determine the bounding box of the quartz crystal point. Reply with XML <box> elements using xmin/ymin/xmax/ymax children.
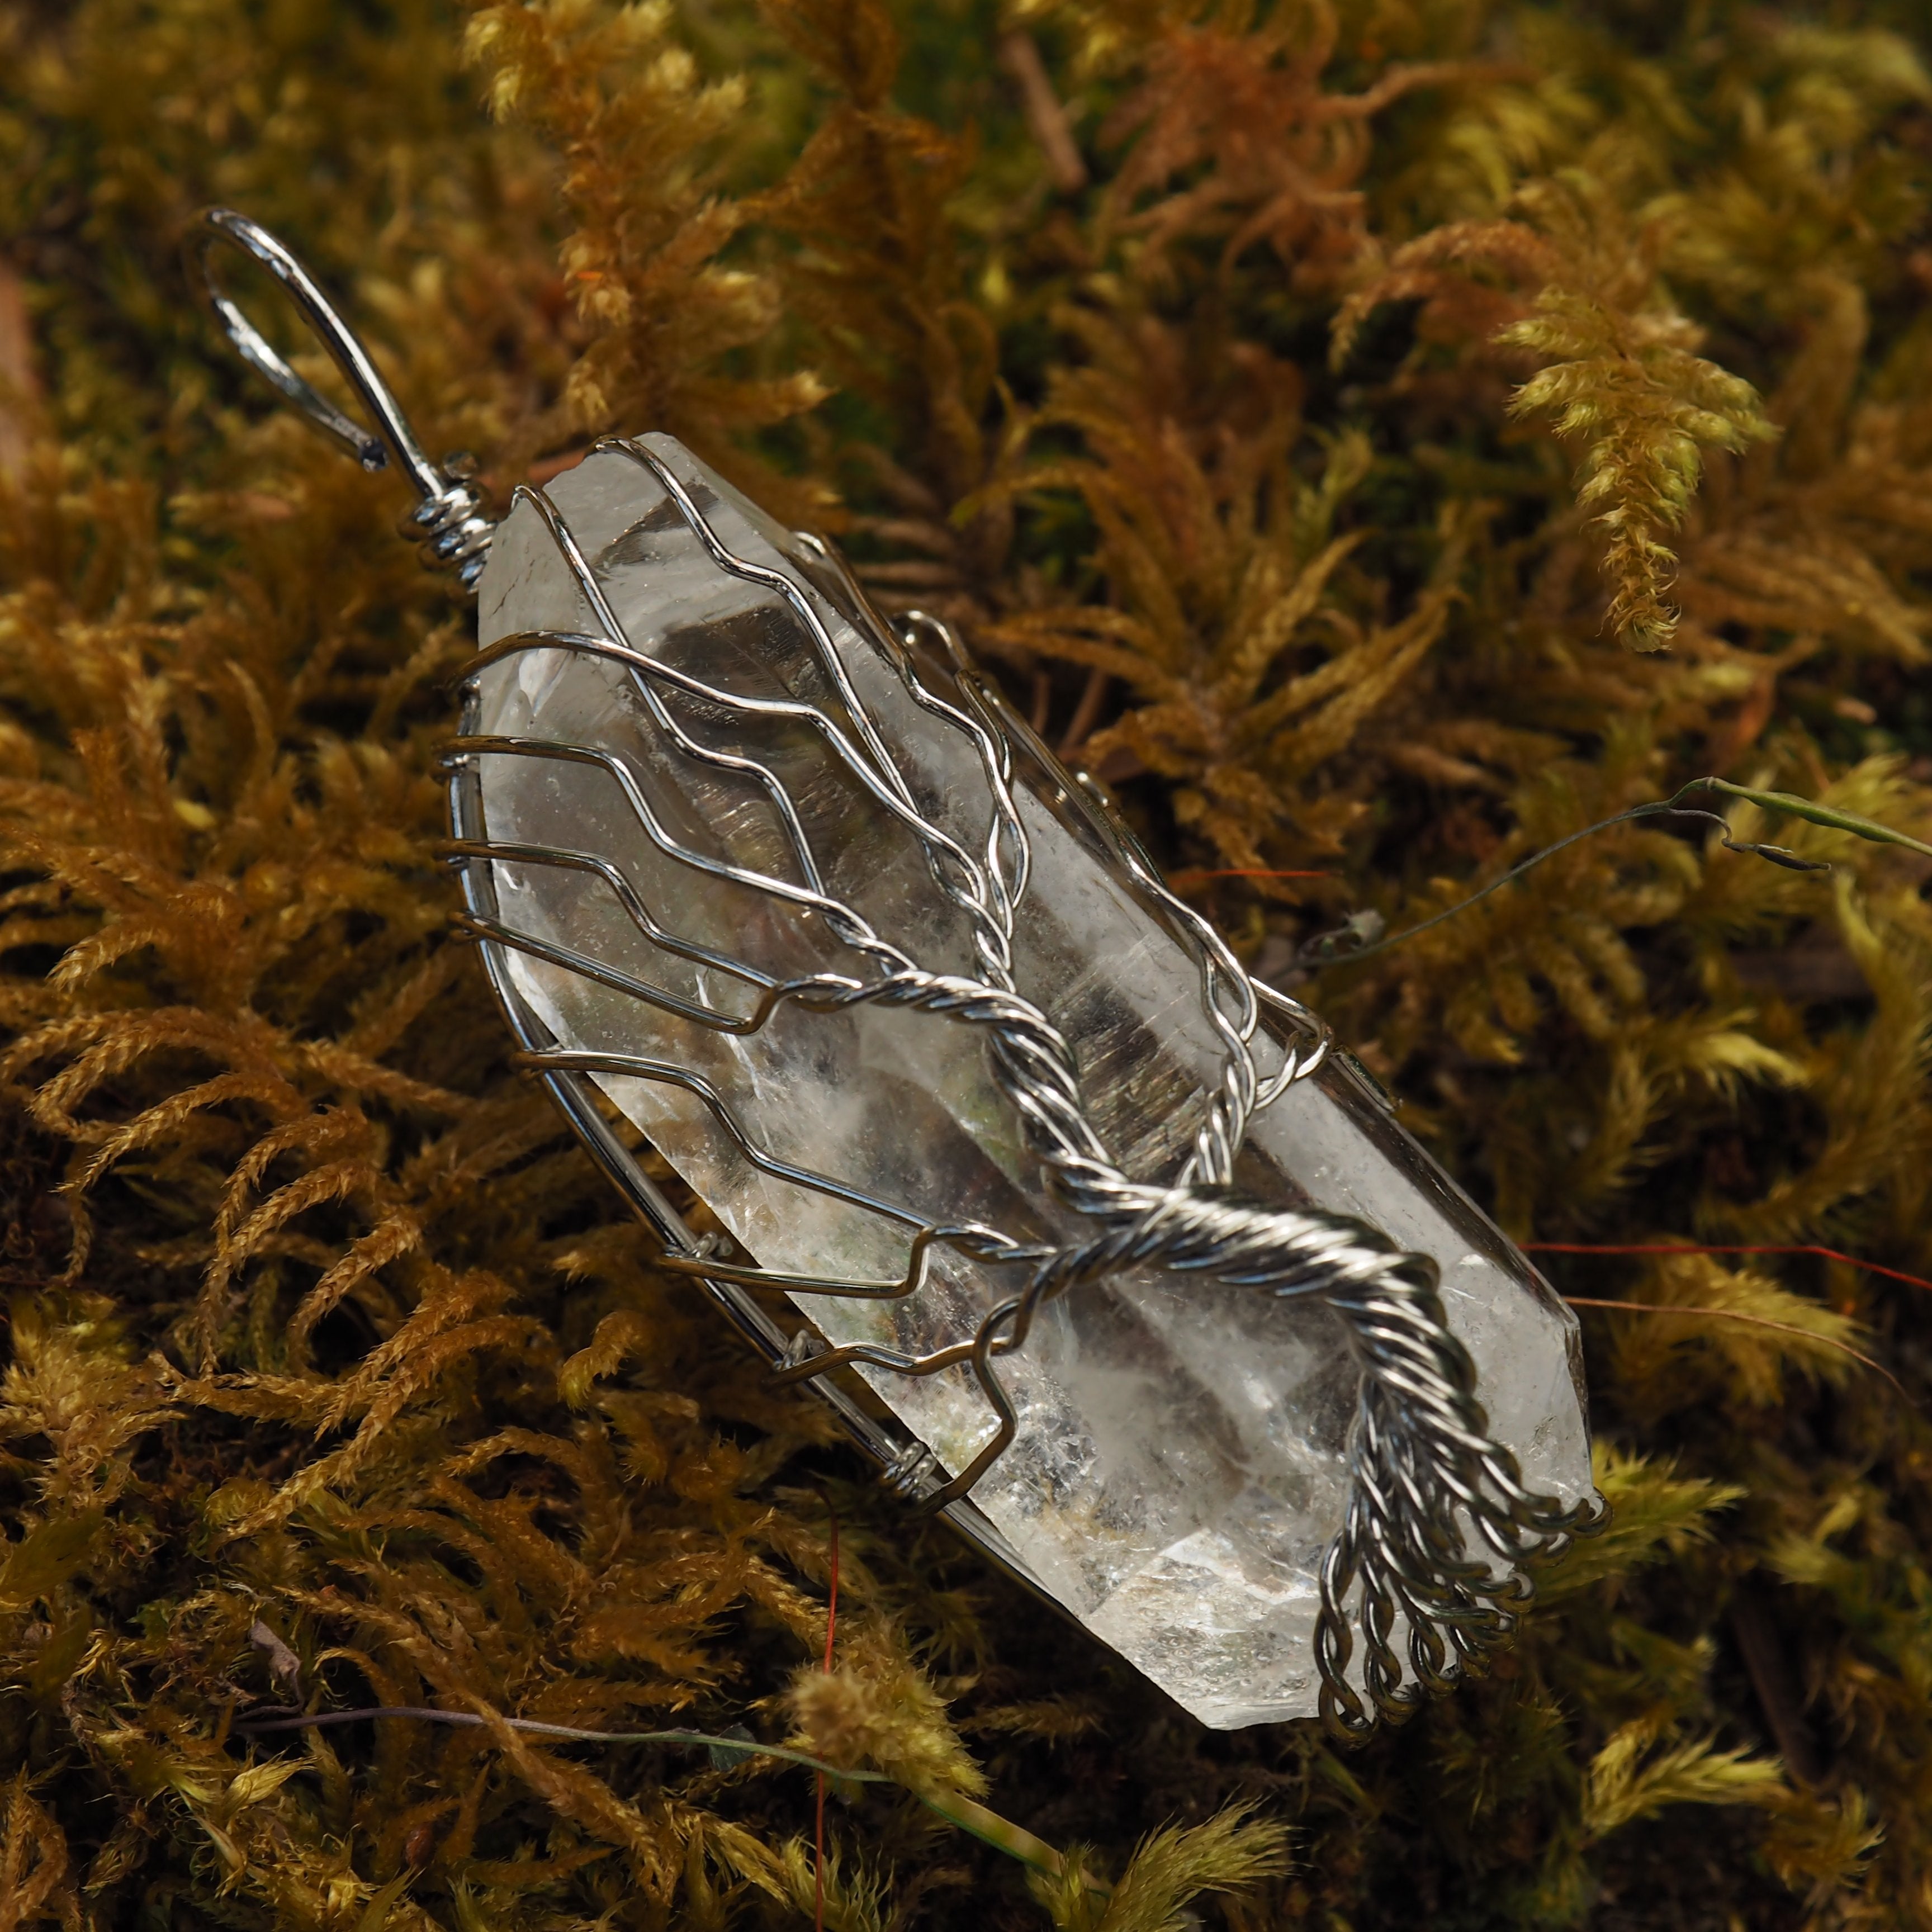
<box><xmin>457</xmin><ymin>436</ymin><xmax>1594</xmax><ymax>1730</ymax></box>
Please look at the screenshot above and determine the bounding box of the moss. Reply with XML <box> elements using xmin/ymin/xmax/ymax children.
<box><xmin>3</xmin><ymin>0</ymin><xmax>1932</xmax><ymax>1924</ymax></box>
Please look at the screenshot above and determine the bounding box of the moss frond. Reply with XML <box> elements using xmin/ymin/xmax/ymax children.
<box><xmin>1580</xmin><ymin>1718</ymin><xmax>1783</xmax><ymax>1843</ymax></box>
<box><xmin>5</xmin><ymin>0</ymin><xmax>1932</xmax><ymax>1924</ymax></box>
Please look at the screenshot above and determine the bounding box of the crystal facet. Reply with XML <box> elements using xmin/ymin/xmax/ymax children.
<box><xmin>461</xmin><ymin>437</ymin><xmax>1593</xmax><ymax>1729</ymax></box>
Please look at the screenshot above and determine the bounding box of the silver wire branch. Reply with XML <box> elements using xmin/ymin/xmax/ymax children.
<box><xmin>442</xmin><ymin>451</ymin><xmax>1600</xmax><ymax>1734</ymax></box>
<box><xmin>191</xmin><ymin>208</ymin><xmax>494</xmax><ymax>589</ymax></box>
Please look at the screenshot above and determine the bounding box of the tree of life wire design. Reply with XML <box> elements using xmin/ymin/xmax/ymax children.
<box><xmin>439</xmin><ymin>438</ymin><xmax>1606</xmax><ymax>1734</ymax></box>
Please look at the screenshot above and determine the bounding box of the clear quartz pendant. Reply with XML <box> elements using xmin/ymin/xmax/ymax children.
<box><xmin>193</xmin><ymin>212</ymin><xmax>1603</xmax><ymax>1736</ymax></box>
<box><xmin>453</xmin><ymin>442</ymin><xmax>1598</xmax><ymax>1730</ymax></box>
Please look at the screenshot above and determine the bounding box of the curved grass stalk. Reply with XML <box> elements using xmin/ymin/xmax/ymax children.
<box><xmin>1305</xmin><ymin>775</ymin><xmax>1929</xmax><ymax>968</ymax></box>
<box><xmin>230</xmin><ymin>1706</ymin><xmax>1102</xmax><ymax>1892</ymax></box>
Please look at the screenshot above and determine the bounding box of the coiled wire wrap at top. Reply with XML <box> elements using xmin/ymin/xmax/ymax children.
<box><xmin>190</xmin><ymin>208</ymin><xmax>1605</xmax><ymax>1737</ymax></box>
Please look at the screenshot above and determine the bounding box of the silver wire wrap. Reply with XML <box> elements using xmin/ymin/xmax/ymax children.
<box><xmin>444</xmin><ymin>441</ymin><xmax>1604</xmax><ymax>1735</ymax></box>
<box><xmin>193</xmin><ymin>211</ymin><xmax>1603</xmax><ymax>1735</ymax></box>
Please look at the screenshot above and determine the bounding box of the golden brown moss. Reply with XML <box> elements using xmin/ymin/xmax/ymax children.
<box><xmin>2</xmin><ymin>0</ymin><xmax>1932</xmax><ymax>1926</ymax></box>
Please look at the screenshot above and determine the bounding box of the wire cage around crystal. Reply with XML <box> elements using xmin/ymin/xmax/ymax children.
<box><xmin>443</xmin><ymin>435</ymin><xmax>1606</xmax><ymax>1734</ymax></box>
<box><xmin>187</xmin><ymin>207</ymin><xmax>1604</xmax><ymax>1736</ymax></box>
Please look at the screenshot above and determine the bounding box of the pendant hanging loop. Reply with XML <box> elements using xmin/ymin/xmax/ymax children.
<box><xmin>190</xmin><ymin>207</ymin><xmax>494</xmax><ymax>591</ymax></box>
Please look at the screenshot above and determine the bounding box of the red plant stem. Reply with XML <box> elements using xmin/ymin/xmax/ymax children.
<box><xmin>816</xmin><ymin>1505</ymin><xmax>840</xmax><ymax>1932</ymax></box>
<box><xmin>1523</xmin><ymin>1242</ymin><xmax>1932</xmax><ymax>1298</ymax></box>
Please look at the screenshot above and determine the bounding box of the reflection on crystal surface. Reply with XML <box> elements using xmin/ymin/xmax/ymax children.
<box><xmin>466</xmin><ymin>437</ymin><xmax>1592</xmax><ymax>1728</ymax></box>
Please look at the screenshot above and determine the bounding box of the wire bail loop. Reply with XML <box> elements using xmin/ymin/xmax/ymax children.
<box><xmin>190</xmin><ymin>208</ymin><xmax>494</xmax><ymax>590</ymax></box>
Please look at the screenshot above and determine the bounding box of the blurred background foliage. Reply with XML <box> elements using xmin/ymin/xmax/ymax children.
<box><xmin>2</xmin><ymin>0</ymin><xmax>1932</xmax><ymax>1924</ymax></box>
